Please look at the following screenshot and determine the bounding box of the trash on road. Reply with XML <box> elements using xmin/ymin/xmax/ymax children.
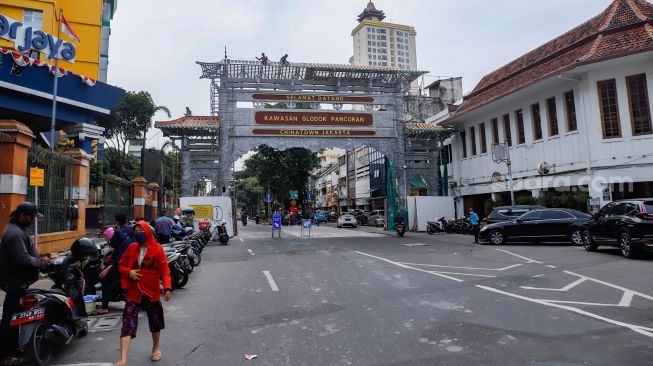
<box><xmin>401</xmin><ymin>243</ymin><xmax>429</xmax><ymax>247</ymax></box>
<box><xmin>244</xmin><ymin>354</ymin><xmax>258</xmax><ymax>360</ymax></box>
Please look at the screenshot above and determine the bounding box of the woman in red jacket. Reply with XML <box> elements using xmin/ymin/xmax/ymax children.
<box><xmin>115</xmin><ymin>221</ymin><xmax>172</xmax><ymax>365</ymax></box>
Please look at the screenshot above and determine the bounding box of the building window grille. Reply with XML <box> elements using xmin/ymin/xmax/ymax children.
<box><xmin>23</xmin><ymin>10</ymin><xmax>43</xmax><ymax>31</ymax></box>
<box><xmin>531</xmin><ymin>103</ymin><xmax>543</xmax><ymax>140</ymax></box>
<box><xmin>626</xmin><ymin>74</ymin><xmax>652</xmax><ymax>136</ymax></box>
<box><xmin>470</xmin><ymin>126</ymin><xmax>477</xmax><ymax>156</ymax></box>
<box><xmin>598</xmin><ymin>79</ymin><xmax>622</xmax><ymax>138</ymax></box>
<box><xmin>564</xmin><ymin>90</ymin><xmax>578</xmax><ymax>132</ymax></box>
<box><xmin>480</xmin><ymin>123</ymin><xmax>487</xmax><ymax>153</ymax></box>
<box><xmin>515</xmin><ymin>109</ymin><xmax>526</xmax><ymax>144</ymax></box>
<box><xmin>491</xmin><ymin>118</ymin><xmax>499</xmax><ymax>144</ymax></box>
<box><xmin>546</xmin><ymin>97</ymin><xmax>559</xmax><ymax>136</ymax></box>
<box><xmin>502</xmin><ymin>114</ymin><xmax>512</xmax><ymax>146</ymax></box>
<box><xmin>460</xmin><ymin>131</ymin><xmax>467</xmax><ymax>158</ymax></box>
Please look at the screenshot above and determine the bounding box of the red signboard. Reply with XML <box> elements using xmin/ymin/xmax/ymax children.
<box><xmin>255</xmin><ymin>111</ymin><xmax>373</xmax><ymax>126</ymax></box>
<box><xmin>252</xmin><ymin>94</ymin><xmax>374</xmax><ymax>103</ymax></box>
<box><xmin>252</xmin><ymin>129</ymin><xmax>376</xmax><ymax>137</ymax></box>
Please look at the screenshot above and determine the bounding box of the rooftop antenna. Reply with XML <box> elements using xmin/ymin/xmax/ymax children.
<box><xmin>224</xmin><ymin>45</ymin><xmax>228</xmax><ymax>60</ymax></box>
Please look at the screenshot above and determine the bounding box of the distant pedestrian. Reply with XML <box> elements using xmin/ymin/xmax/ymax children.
<box><xmin>469</xmin><ymin>208</ymin><xmax>480</xmax><ymax>243</ymax></box>
<box><xmin>256</xmin><ymin>52</ymin><xmax>269</xmax><ymax>65</ymax></box>
<box><xmin>280</xmin><ymin>54</ymin><xmax>289</xmax><ymax>65</ymax></box>
<box><xmin>115</xmin><ymin>221</ymin><xmax>172</xmax><ymax>365</ymax></box>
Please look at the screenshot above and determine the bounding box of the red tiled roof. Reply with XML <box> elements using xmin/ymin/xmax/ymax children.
<box><xmin>454</xmin><ymin>0</ymin><xmax>653</xmax><ymax>118</ymax></box>
<box><xmin>154</xmin><ymin>116</ymin><xmax>219</xmax><ymax>129</ymax></box>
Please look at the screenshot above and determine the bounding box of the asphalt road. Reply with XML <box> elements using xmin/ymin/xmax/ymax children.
<box><xmin>53</xmin><ymin>223</ymin><xmax>653</xmax><ymax>366</ymax></box>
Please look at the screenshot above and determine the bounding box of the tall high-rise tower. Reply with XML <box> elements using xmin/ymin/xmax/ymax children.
<box><xmin>351</xmin><ymin>1</ymin><xmax>417</xmax><ymax>70</ymax></box>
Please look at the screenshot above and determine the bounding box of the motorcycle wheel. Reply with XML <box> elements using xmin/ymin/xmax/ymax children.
<box><xmin>219</xmin><ymin>235</ymin><xmax>229</xmax><ymax>245</ymax></box>
<box><xmin>26</xmin><ymin>321</ymin><xmax>53</xmax><ymax>366</ymax></box>
<box><xmin>194</xmin><ymin>252</ymin><xmax>202</xmax><ymax>266</ymax></box>
<box><xmin>427</xmin><ymin>226</ymin><xmax>436</xmax><ymax>235</ymax></box>
<box><xmin>178</xmin><ymin>272</ymin><xmax>189</xmax><ymax>288</ymax></box>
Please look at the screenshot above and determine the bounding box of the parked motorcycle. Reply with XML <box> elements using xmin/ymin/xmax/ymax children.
<box><xmin>427</xmin><ymin>216</ymin><xmax>449</xmax><ymax>234</ymax></box>
<box><xmin>215</xmin><ymin>220</ymin><xmax>230</xmax><ymax>244</ymax></box>
<box><xmin>11</xmin><ymin>238</ymin><xmax>98</xmax><ymax>365</ymax></box>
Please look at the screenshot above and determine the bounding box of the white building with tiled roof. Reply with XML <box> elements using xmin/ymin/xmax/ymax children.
<box><xmin>442</xmin><ymin>0</ymin><xmax>653</xmax><ymax>217</ymax></box>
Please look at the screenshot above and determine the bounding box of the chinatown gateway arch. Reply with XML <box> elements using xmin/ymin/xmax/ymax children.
<box><xmin>155</xmin><ymin>58</ymin><xmax>454</xmax><ymax>209</ymax></box>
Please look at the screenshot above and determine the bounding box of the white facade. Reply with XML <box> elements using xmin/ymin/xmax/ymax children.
<box><xmin>447</xmin><ymin>53</ymin><xmax>653</xmax><ymax>214</ymax></box>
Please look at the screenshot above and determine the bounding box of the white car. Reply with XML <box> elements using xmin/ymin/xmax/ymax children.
<box><xmin>337</xmin><ymin>214</ymin><xmax>358</xmax><ymax>228</ymax></box>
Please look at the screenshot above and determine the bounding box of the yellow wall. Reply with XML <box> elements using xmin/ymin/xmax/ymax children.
<box><xmin>0</xmin><ymin>0</ymin><xmax>103</xmax><ymax>79</ymax></box>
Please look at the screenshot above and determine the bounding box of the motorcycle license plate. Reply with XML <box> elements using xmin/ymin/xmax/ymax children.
<box><xmin>10</xmin><ymin>307</ymin><xmax>45</xmax><ymax>326</ymax></box>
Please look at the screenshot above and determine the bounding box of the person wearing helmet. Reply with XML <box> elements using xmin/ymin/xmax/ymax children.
<box><xmin>0</xmin><ymin>202</ymin><xmax>50</xmax><ymax>365</ymax></box>
<box><xmin>116</xmin><ymin>221</ymin><xmax>172</xmax><ymax>364</ymax></box>
<box><xmin>93</xmin><ymin>227</ymin><xmax>134</xmax><ymax>316</ymax></box>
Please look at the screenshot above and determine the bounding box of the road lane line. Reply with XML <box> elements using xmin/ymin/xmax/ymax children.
<box><xmin>618</xmin><ymin>291</ymin><xmax>635</xmax><ymax>307</ymax></box>
<box><xmin>247</xmin><ymin>249</ymin><xmax>255</xmax><ymax>256</ymax></box>
<box><xmin>495</xmin><ymin>249</ymin><xmax>542</xmax><ymax>263</ymax></box>
<box><xmin>533</xmin><ymin>274</ymin><xmax>545</xmax><ymax>278</ymax></box>
<box><xmin>540</xmin><ymin>299</ymin><xmax>626</xmax><ymax>307</ymax></box>
<box><xmin>546</xmin><ymin>265</ymin><xmax>556</xmax><ymax>268</ymax></box>
<box><xmin>355</xmin><ymin>251</ymin><xmax>463</xmax><ymax>282</ymax></box>
<box><xmin>476</xmin><ymin>284</ymin><xmax>653</xmax><ymax>339</ymax></box>
<box><xmin>399</xmin><ymin>262</ymin><xmax>522</xmax><ymax>271</ymax></box>
<box><xmin>262</xmin><ymin>271</ymin><xmax>279</xmax><ymax>291</ymax></box>
<box><xmin>520</xmin><ymin>277</ymin><xmax>587</xmax><ymax>292</ymax></box>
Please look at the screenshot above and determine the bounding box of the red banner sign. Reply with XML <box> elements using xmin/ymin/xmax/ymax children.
<box><xmin>252</xmin><ymin>129</ymin><xmax>376</xmax><ymax>137</ymax></box>
<box><xmin>252</xmin><ymin>94</ymin><xmax>374</xmax><ymax>103</ymax></box>
<box><xmin>255</xmin><ymin>111</ymin><xmax>373</xmax><ymax>126</ymax></box>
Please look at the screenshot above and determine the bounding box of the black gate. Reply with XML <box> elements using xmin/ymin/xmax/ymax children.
<box><xmin>25</xmin><ymin>144</ymin><xmax>74</xmax><ymax>234</ymax></box>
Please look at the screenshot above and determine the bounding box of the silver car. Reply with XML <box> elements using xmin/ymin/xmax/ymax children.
<box><xmin>368</xmin><ymin>210</ymin><xmax>385</xmax><ymax>227</ymax></box>
<box><xmin>337</xmin><ymin>213</ymin><xmax>358</xmax><ymax>228</ymax></box>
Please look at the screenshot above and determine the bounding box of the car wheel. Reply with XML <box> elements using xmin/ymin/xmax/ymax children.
<box><xmin>353</xmin><ymin>225</ymin><xmax>357</xmax><ymax>228</ymax></box>
<box><xmin>569</xmin><ymin>228</ymin><xmax>585</xmax><ymax>246</ymax></box>
<box><xmin>488</xmin><ymin>230</ymin><xmax>505</xmax><ymax>245</ymax></box>
<box><xmin>583</xmin><ymin>229</ymin><xmax>598</xmax><ymax>252</ymax></box>
<box><xmin>619</xmin><ymin>232</ymin><xmax>638</xmax><ymax>259</ymax></box>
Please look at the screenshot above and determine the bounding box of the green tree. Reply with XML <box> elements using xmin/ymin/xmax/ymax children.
<box><xmin>103</xmin><ymin>147</ymin><xmax>141</xmax><ymax>180</ymax></box>
<box><xmin>105</xmin><ymin>91</ymin><xmax>170</xmax><ymax>176</ymax></box>
<box><xmin>242</xmin><ymin>145</ymin><xmax>319</xmax><ymax>209</ymax></box>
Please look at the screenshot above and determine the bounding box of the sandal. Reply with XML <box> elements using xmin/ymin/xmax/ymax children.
<box><xmin>1</xmin><ymin>357</ymin><xmax>25</xmax><ymax>366</ymax></box>
<box><xmin>151</xmin><ymin>350</ymin><xmax>162</xmax><ymax>362</ymax></box>
<box><xmin>89</xmin><ymin>309</ymin><xmax>110</xmax><ymax>316</ymax></box>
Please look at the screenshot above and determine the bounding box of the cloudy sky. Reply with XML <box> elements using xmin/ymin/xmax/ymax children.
<box><xmin>107</xmin><ymin>0</ymin><xmax>614</xmax><ymax>149</ymax></box>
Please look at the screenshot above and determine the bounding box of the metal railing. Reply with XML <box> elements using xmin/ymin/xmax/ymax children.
<box><xmin>25</xmin><ymin>144</ymin><xmax>74</xmax><ymax>234</ymax></box>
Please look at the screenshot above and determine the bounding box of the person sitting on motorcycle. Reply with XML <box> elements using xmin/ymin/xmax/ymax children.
<box><xmin>116</xmin><ymin>221</ymin><xmax>172</xmax><ymax>365</ymax></box>
<box><xmin>394</xmin><ymin>211</ymin><xmax>404</xmax><ymax>226</ymax></box>
<box><xmin>155</xmin><ymin>211</ymin><xmax>175</xmax><ymax>244</ymax></box>
<box><xmin>93</xmin><ymin>228</ymin><xmax>134</xmax><ymax>316</ymax></box>
<box><xmin>170</xmin><ymin>216</ymin><xmax>185</xmax><ymax>240</ymax></box>
<box><xmin>0</xmin><ymin>203</ymin><xmax>50</xmax><ymax>366</ymax></box>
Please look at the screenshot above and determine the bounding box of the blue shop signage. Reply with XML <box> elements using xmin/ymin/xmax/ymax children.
<box><xmin>0</xmin><ymin>14</ymin><xmax>76</xmax><ymax>63</ymax></box>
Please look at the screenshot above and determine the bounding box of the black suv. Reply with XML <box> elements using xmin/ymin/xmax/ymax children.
<box><xmin>583</xmin><ymin>199</ymin><xmax>653</xmax><ymax>258</ymax></box>
<box><xmin>486</xmin><ymin>205</ymin><xmax>545</xmax><ymax>224</ymax></box>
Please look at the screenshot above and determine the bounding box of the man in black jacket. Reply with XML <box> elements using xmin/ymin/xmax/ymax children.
<box><xmin>0</xmin><ymin>202</ymin><xmax>49</xmax><ymax>364</ymax></box>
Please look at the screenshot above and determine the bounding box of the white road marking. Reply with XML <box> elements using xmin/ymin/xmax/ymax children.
<box><xmin>546</xmin><ymin>265</ymin><xmax>556</xmax><ymax>268</ymax></box>
<box><xmin>400</xmin><ymin>262</ymin><xmax>522</xmax><ymax>272</ymax></box>
<box><xmin>619</xmin><ymin>291</ymin><xmax>635</xmax><ymax>307</ymax></box>
<box><xmin>564</xmin><ymin>270</ymin><xmax>653</xmax><ymax>303</ymax></box>
<box><xmin>495</xmin><ymin>249</ymin><xmax>542</xmax><ymax>263</ymax></box>
<box><xmin>401</xmin><ymin>243</ymin><xmax>429</xmax><ymax>247</ymax></box>
<box><xmin>533</xmin><ymin>274</ymin><xmax>545</xmax><ymax>278</ymax></box>
<box><xmin>429</xmin><ymin>271</ymin><xmax>496</xmax><ymax>278</ymax></box>
<box><xmin>240</xmin><ymin>238</ymin><xmax>244</xmax><ymax>242</ymax></box>
<box><xmin>477</xmin><ymin>284</ymin><xmax>653</xmax><ymax>339</ymax></box>
<box><xmin>355</xmin><ymin>251</ymin><xmax>463</xmax><ymax>282</ymax></box>
<box><xmin>539</xmin><ymin>299</ymin><xmax>628</xmax><ymax>307</ymax></box>
<box><xmin>521</xmin><ymin>277</ymin><xmax>587</xmax><ymax>292</ymax></box>
<box><xmin>247</xmin><ymin>249</ymin><xmax>255</xmax><ymax>256</ymax></box>
<box><xmin>262</xmin><ymin>271</ymin><xmax>279</xmax><ymax>291</ymax></box>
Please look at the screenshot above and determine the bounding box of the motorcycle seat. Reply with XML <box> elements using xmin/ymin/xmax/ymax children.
<box><xmin>29</xmin><ymin>288</ymin><xmax>67</xmax><ymax>296</ymax></box>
